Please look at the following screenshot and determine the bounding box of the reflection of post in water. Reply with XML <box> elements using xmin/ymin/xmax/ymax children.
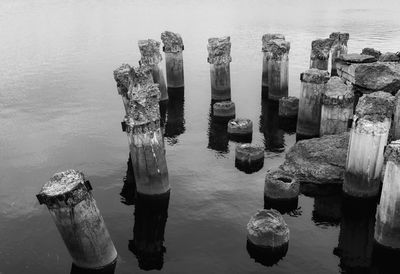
<box><xmin>333</xmin><ymin>196</ymin><xmax>377</xmax><ymax>272</ymax></box>
<box><xmin>312</xmin><ymin>193</ymin><xmax>342</xmax><ymax>227</ymax></box>
<box><xmin>120</xmin><ymin>154</ymin><xmax>137</xmax><ymax>205</ymax></box>
<box><xmin>207</xmin><ymin>101</ymin><xmax>230</xmax><ymax>154</ymax></box>
<box><xmin>129</xmin><ymin>191</ymin><xmax>170</xmax><ymax>271</ymax></box>
<box><xmin>70</xmin><ymin>261</ymin><xmax>116</xmax><ymax>274</ymax></box>
<box><xmin>165</xmin><ymin>87</ymin><xmax>185</xmax><ymax>144</ymax></box>
<box><xmin>260</xmin><ymin>99</ymin><xmax>285</xmax><ymax>152</ymax></box>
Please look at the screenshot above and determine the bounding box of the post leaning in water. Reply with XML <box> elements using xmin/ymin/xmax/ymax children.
<box><xmin>329</xmin><ymin>32</ymin><xmax>349</xmax><ymax>76</ymax></box>
<box><xmin>125</xmin><ymin>66</ymin><xmax>170</xmax><ymax>195</ymax></box>
<box><xmin>36</xmin><ymin>170</ymin><xmax>117</xmax><ymax>270</ymax></box>
<box><xmin>296</xmin><ymin>68</ymin><xmax>330</xmax><ymax>139</ymax></box>
<box><xmin>261</xmin><ymin>34</ymin><xmax>290</xmax><ymax>101</ymax></box>
<box><xmin>310</xmin><ymin>38</ymin><xmax>334</xmax><ymax>71</ymax></box>
<box><xmin>161</xmin><ymin>31</ymin><xmax>184</xmax><ymax>89</ymax></box>
<box><xmin>374</xmin><ymin>140</ymin><xmax>400</xmax><ymax>250</ymax></box>
<box><xmin>207</xmin><ymin>36</ymin><xmax>232</xmax><ymax>101</ymax></box>
<box><xmin>343</xmin><ymin>91</ymin><xmax>395</xmax><ymax>198</ymax></box>
<box><xmin>320</xmin><ymin>76</ymin><xmax>354</xmax><ymax>136</ymax></box>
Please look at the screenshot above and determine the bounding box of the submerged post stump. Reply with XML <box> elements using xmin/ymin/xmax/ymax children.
<box><xmin>125</xmin><ymin>68</ymin><xmax>170</xmax><ymax>195</ymax></box>
<box><xmin>113</xmin><ymin>63</ymin><xmax>132</xmax><ymax>114</ymax></box>
<box><xmin>212</xmin><ymin>101</ymin><xmax>236</xmax><ymax>121</ymax></box>
<box><xmin>329</xmin><ymin>32</ymin><xmax>349</xmax><ymax>76</ymax></box>
<box><xmin>344</xmin><ymin>91</ymin><xmax>395</xmax><ymax>198</ymax></box>
<box><xmin>320</xmin><ymin>76</ymin><xmax>354</xmax><ymax>136</ymax></box>
<box><xmin>207</xmin><ymin>36</ymin><xmax>232</xmax><ymax>101</ymax></box>
<box><xmin>374</xmin><ymin>141</ymin><xmax>400</xmax><ymax>250</ymax></box>
<box><xmin>227</xmin><ymin>118</ymin><xmax>253</xmax><ymax>143</ymax></box>
<box><xmin>235</xmin><ymin>144</ymin><xmax>264</xmax><ymax>173</ymax></box>
<box><xmin>161</xmin><ymin>31</ymin><xmax>184</xmax><ymax>89</ymax></box>
<box><xmin>36</xmin><ymin>170</ymin><xmax>117</xmax><ymax>270</ymax></box>
<box><xmin>261</xmin><ymin>34</ymin><xmax>290</xmax><ymax>100</ymax></box>
<box><xmin>296</xmin><ymin>69</ymin><xmax>330</xmax><ymax>139</ymax></box>
<box><xmin>310</xmin><ymin>38</ymin><xmax>334</xmax><ymax>71</ymax></box>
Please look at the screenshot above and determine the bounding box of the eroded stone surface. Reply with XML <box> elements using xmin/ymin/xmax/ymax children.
<box><xmin>322</xmin><ymin>76</ymin><xmax>354</xmax><ymax>106</ymax></box>
<box><xmin>41</xmin><ymin>170</ymin><xmax>85</xmax><ymax>196</ymax></box>
<box><xmin>379</xmin><ymin>52</ymin><xmax>400</xmax><ymax>62</ymax></box>
<box><xmin>361</xmin><ymin>48</ymin><xmax>382</xmax><ymax>59</ymax></box>
<box><xmin>263</xmin><ymin>39</ymin><xmax>290</xmax><ymax>60</ymax></box>
<box><xmin>300</xmin><ymin>68</ymin><xmax>330</xmax><ymax>84</ymax></box>
<box><xmin>280</xmin><ymin>133</ymin><xmax>349</xmax><ymax>184</ymax></box>
<box><xmin>262</xmin><ymin>34</ymin><xmax>285</xmax><ymax>50</ymax></box>
<box><xmin>311</xmin><ymin>38</ymin><xmax>334</xmax><ymax>60</ymax></box>
<box><xmin>113</xmin><ymin>63</ymin><xmax>132</xmax><ymax>89</ymax></box>
<box><xmin>207</xmin><ymin>36</ymin><xmax>232</xmax><ymax>65</ymax></box>
<box><xmin>138</xmin><ymin>39</ymin><xmax>162</xmax><ymax>66</ymax></box>
<box><xmin>355</xmin><ymin>91</ymin><xmax>395</xmax><ymax>121</ymax></box>
<box><xmin>161</xmin><ymin>31</ymin><xmax>184</xmax><ymax>53</ymax></box>
<box><xmin>338</xmin><ymin>53</ymin><xmax>377</xmax><ymax>64</ymax></box>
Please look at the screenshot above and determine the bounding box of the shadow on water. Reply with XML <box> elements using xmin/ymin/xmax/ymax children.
<box><xmin>70</xmin><ymin>261</ymin><xmax>116</xmax><ymax>274</ymax></box>
<box><xmin>129</xmin><ymin>191</ymin><xmax>170</xmax><ymax>271</ymax></box>
<box><xmin>207</xmin><ymin>100</ymin><xmax>230</xmax><ymax>155</ymax></box>
<box><xmin>165</xmin><ymin>87</ymin><xmax>185</xmax><ymax>145</ymax></box>
<box><xmin>120</xmin><ymin>155</ymin><xmax>136</xmax><ymax>206</ymax></box>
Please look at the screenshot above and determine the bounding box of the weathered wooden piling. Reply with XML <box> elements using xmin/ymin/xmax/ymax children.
<box><xmin>320</xmin><ymin>76</ymin><xmax>354</xmax><ymax>136</ymax></box>
<box><xmin>212</xmin><ymin>101</ymin><xmax>235</xmax><ymax>121</ymax></box>
<box><xmin>125</xmin><ymin>68</ymin><xmax>170</xmax><ymax>195</ymax></box>
<box><xmin>344</xmin><ymin>91</ymin><xmax>395</xmax><ymax>198</ymax></box>
<box><xmin>261</xmin><ymin>34</ymin><xmax>290</xmax><ymax>100</ymax></box>
<box><xmin>329</xmin><ymin>32</ymin><xmax>349</xmax><ymax>76</ymax></box>
<box><xmin>36</xmin><ymin>170</ymin><xmax>117</xmax><ymax>270</ymax></box>
<box><xmin>310</xmin><ymin>38</ymin><xmax>334</xmax><ymax>71</ymax></box>
<box><xmin>138</xmin><ymin>39</ymin><xmax>168</xmax><ymax>103</ymax></box>
<box><xmin>235</xmin><ymin>144</ymin><xmax>264</xmax><ymax>173</ymax></box>
<box><xmin>113</xmin><ymin>63</ymin><xmax>132</xmax><ymax>114</ymax></box>
<box><xmin>392</xmin><ymin>91</ymin><xmax>400</xmax><ymax>140</ymax></box>
<box><xmin>161</xmin><ymin>31</ymin><xmax>184</xmax><ymax>89</ymax></box>
<box><xmin>207</xmin><ymin>36</ymin><xmax>232</xmax><ymax>101</ymax></box>
<box><xmin>374</xmin><ymin>140</ymin><xmax>400</xmax><ymax>250</ymax></box>
<box><xmin>296</xmin><ymin>69</ymin><xmax>330</xmax><ymax>140</ymax></box>
<box><xmin>227</xmin><ymin>118</ymin><xmax>253</xmax><ymax>143</ymax></box>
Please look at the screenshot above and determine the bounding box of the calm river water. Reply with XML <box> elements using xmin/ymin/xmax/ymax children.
<box><xmin>1</xmin><ymin>0</ymin><xmax>400</xmax><ymax>273</ymax></box>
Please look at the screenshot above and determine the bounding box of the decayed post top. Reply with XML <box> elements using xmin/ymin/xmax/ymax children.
<box><xmin>207</xmin><ymin>36</ymin><xmax>232</xmax><ymax>65</ymax></box>
<box><xmin>355</xmin><ymin>91</ymin><xmax>395</xmax><ymax>121</ymax></box>
<box><xmin>161</xmin><ymin>31</ymin><xmax>184</xmax><ymax>53</ymax></box>
<box><xmin>263</xmin><ymin>39</ymin><xmax>290</xmax><ymax>60</ymax></box>
<box><xmin>138</xmin><ymin>39</ymin><xmax>163</xmax><ymax>66</ymax></box>
<box><xmin>311</xmin><ymin>38</ymin><xmax>334</xmax><ymax>60</ymax></box>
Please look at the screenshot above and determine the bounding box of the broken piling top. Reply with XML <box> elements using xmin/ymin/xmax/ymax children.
<box><xmin>311</xmin><ymin>38</ymin><xmax>334</xmax><ymax>60</ymax></box>
<box><xmin>128</xmin><ymin>65</ymin><xmax>154</xmax><ymax>94</ymax></box>
<box><xmin>207</xmin><ymin>36</ymin><xmax>232</xmax><ymax>65</ymax></box>
<box><xmin>361</xmin><ymin>48</ymin><xmax>382</xmax><ymax>59</ymax></box>
<box><xmin>36</xmin><ymin>170</ymin><xmax>91</xmax><ymax>207</ymax></box>
<box><xmin>262</xmin><ymin>39</ymin><xmax>290</xmax><ymax>60</ymax></box>
<box><xmin>138</xmin><ymin>39</ymin><xmax>162</xmax><ymax>66</ymax></box>
<box><xmin>329</xmin><ymin>32</ymin><xmax>350</xmax><ymax>46</ymax></box>
<box><xmin>322</xmin><ymin>76</ymin><xmax>354</xmax><ymax>105</ymax></box>
<box><xmin>384</xmin><ymin>140</ymin><xmax>400</xmax><ymax>165</ymax></box>
<box><xmin>300</xmin><ymin>68</ymin><xmax>330</xmax><ymax>84</ymax></box>
<box><xmin>355</xmin><ymin>91</ymin><xmax>395</xmax><ymax>121</ymax></box>
<box><xmin>161</xmin><ymin>31</ymin><xmax>184</xmax><ymax>53</ymax></box>
<box><xmin>262</xmin><ymin>33</ymin><xmax>285</xmax><ymax>51</ymax></box>
<box><xmin>113</xmin><ymin>63</ymin><xmax>132</xmax><ymax>90</ymax></box>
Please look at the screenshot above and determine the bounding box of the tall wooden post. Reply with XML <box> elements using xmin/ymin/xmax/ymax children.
<box><xmin>329</xmin><ymin>32</ymin><xmax>349</xmax><ymax>76</ymax></box>
<box><xmin>310</xmin><ymin>38</ymin><xmax>334</xmax><ymax>71</ymax></box>
<box><xmin>161</xmin><ymin>31</ymin><xmax>184</xmax><ymax>89</ymax></box>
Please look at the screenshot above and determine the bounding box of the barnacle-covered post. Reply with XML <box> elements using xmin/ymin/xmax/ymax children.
<box><xmin>329</xmin><ymin>32</ymin><xmax>349</xmax><ymax>76</ymax></box>
<box><xmin>36</xmin><ymin>170</ymin><xmax>117</xmax><ymax>270</ymax></box>
<box><xmin>310</xmin><ymin>38</ymin><xmax>334</xmax><ymax>71</ymax></box>
<box><xmin>296</xmin><ymin>69</ymin><xmax>330</xmax><ymax>140</ymax></box>
<box><xmin>113</xmin><ymin>63</ymin><xmax>132</xmax><ymax>114</ymax></box>
<box><xmin>320</xmin><ymin>76</ymin><xmax>354</xmax><ymax>136</ymax></box>
<box><xmin>261</xmin><ymin>34</ymin><xmax>290</xmax><ymax>100</ymax></box>
<box><xmin>374</xmin><ymin>140</ymin><xmax>400</xmax><ymax>250</ymax></box>
<box><xmin>161</xmin><ymin>31</ymin><xmax>184</xmax><ymax>89</ymax></box>
<box><xmin>343</xmin><ymin>91</ymin><xmax>395</xmax><ymax>198</ymax></box>
<box><xmin>207</xmin><ymin>36</ymin><xmax>232</xmax><ymax>101</ymax></box>
<box><xmin>125</xmin><ymin>67</ymin><xmax>170</xmax><ymax>195</ymax></box>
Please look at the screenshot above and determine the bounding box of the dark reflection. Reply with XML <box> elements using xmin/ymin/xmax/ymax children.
<box><xmin>159</xmin><ymin>100</ymin><xmax>168</xmax><ymax>129</ymax></box>
<box><xmin>333</xmin><ymin>195</ymin><xmax>377</xmax><ymax>273</ymax></box>
<box><xmin>207</xmin><ymin>101</ymin><xmax>229</xmax><ymax>154</ymax></box>
<box><xmin>235</xmin><ymin>158</ymin><xmax>264</xmax><ymax>174</ymax></box>
<box><xmin>246</xmin><ymin>240</ymin><xmax>288</xmax><ymax>267</ymax></box>
<box><xmin>312</xmin><ymin>194</ymin><xmax>342</xmax><ymax>227</ymax></box>
<box><xmin>129</xmin><ymin>191</ymin><xmax>170</xmax><ymax>271</ymax></box>
<box><xmin>165</xmin><ymin>87</ymin><xmax>185</xmax><ymax>145</ymax></box>
<box><xmin>120</xmin><ymin>155</ymin><xmax>136</xmax><ymax>205</ymax></box>
<box><xmin>70</xmin><ymin>261</ymin><xmax>116</xmax><ymax>274</ymax></box>
<box><xmin>260</xmin><ymin>99</ymin><xmax>285</xmax><ymax>152</ymax></box>
<box><xmin>296</xmin><ymin>133</ymin><xmax>317</xmax><ymax>142</ymax></box>
<box><xmin>371</xmin><ymin>242</ymin><xmax>400</xmax><ymax>273</ymax></box>
<box><xmin>264</xmin><ymin>196</ymin><xmax>299</xmax><ymax>215</ymax></box>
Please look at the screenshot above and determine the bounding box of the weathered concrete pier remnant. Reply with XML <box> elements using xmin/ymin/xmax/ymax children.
<box><xmin>227</xmin><ymin>118</ymin><xmax>253</xmax><ymax>143</ymax></box>
<box><xmin>392</xmin><ymin>91</ymin><xmax>400</xmax><ymax>140</ymax></box>
<box><xmin>161</xmin><ymin>31</ymin><xmax>184</xmax><ymax>89</ymax></box>
<box><xmin>113</xmin><ymin>63</ymin><xmax>132</xmax><ymax>114</ymax></box>
<box><xmin>264</xmin><ymin>169</ymin><xmax>299</xmax><ymax>213</ymax></box>
<box><xmin>344</xmin><ymin>91</ymin><xmax>395</xmax><ymax>198</ymax></box>
<box><xmin>246</xmin><ymin>209</ymin><xmax>289</xmax><ymax>266</ymax></box>
<box><xmin>374</xmin><ymin>140</ymin><xmax>400</xmax><ymax>250</ymax></box>
<box><xmin>261</xmin><ymin>34</ymin><xmax>290</xmax><ymax>100</ymax></box>
<box><xmin>138</xmin><ymin>39</ymin><xmax>168</xmax><ymax>103</ymax></box>
<box><xmin>296</xmin><ymin>68</ymin><xmax>330</xmax><ymax>140</ymax></box>
<box><xmin>36</xmin><ymin>170</ymin><xmax>117</xmax><ymax>270</ymax></box>
<box><xmin>320</xmin><ymin>76</ymin><xmax>354</xmax><ymax>136</ymax></box>
<box><xmin>329</xmin><ymin>32</ymin><xmax>349</xmax><ymax>76</ymax></box>
<box><xmin>213</xmin><ymin>101</ymin><xmax>236</xmax><ymax>121</ymax></box>
<box><xmin>125</xmin><ymin>68</ymin><xmax>170</xmax><ymax>195</ymax></box>
<box><xmin>235</xmin><ymin>144</ymin><xmax>264</xmax><ymax>173</ymax></box>
<box><xmin>207</xmin><ymin>36</ymin><xmax>232</xmax><ymax>101</ymax></box>
<box><xmin>310</xmin><ymin>38</ymin><xmax>334</xmax><ymax>70</ymax></box>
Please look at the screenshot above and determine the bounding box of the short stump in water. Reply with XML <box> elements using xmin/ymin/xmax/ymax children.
<box><xmin>227</xmin><ymin>118</ymin><xmax>253</xmax><ymax>142</ymax></box>
<box><xmin>235</xmin><ymin>144</ymin><xmax>264</xmax><ymax>173</ymax></box>
<box><xmin>213</xmin><ymin>101</ymin><xmax>236</xmax><ymax>120</ymax></box>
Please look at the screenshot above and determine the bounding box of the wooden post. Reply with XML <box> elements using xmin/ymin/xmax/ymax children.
<box><xmin>161</xmin><ymin>31</ymin><xmax>184</xmax><ymax>89</ymax></box>
<box><xmin>113</xmin><ymin>63</ymin><xmax>132</xmax><ymax>114</ymax></box>
<box><xmin>227</xmin><ymin>118</ymin><xmax>253</xmax><ymax>143</ymax></box>
<box><xmin>320</xmin><ymin>76</ymin><xmax>354</xmax><ymax>136</ymax></box>
<box><xmin>207</xmin><ymin>36</ymin><xmax>232</xmax><ymax>101</ymax></box>
<box><xmin>374</xmin><ymin>140</ymin><xmax>400</xmax><ymax>250</ymax></box>
<box><xmin>344</xmin><ymin>91</ymin><xmax>395</xmax><ymax>198</ymax></box>
<box><xmin>261</xmin><ymin>34</ymin><xmax>290</xmax><ymax>100</ymax></box>
<box><xmin>329</xmin><ymin>32</ymin><xmax>349</xmax><ymax>76</ymax></box>
<box><xmin>212</xmin><ymin>101</ymin><xmax>236</xmax><ymax>121</ymax></box>
<box><xmin>310</xmin><ymin>38</ymin><xmax>334</xmax><ymax>71</ymax></box>
<box><xmin>125</xmin><ymin>66</ymin><xmax>170</xmax><ymax>195</ymax></box>
<box><xmin>36</xmin><ymin>170</ymin><xmax>117</xmax><ymax>270</ymax></box>
<box><xmin>392</xmin><ymin>91</ymin><xmax>400</xmax><ymax>140</ymax></box>
<box><xmin>235</xmin><ymin>144</ymin><xmax>264</xmax><ymax>173</ymax></box>
<box><xmin>296</xmin><ymin>69</ymin><xmax>330</xmax><ymax>140</ymax></box>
